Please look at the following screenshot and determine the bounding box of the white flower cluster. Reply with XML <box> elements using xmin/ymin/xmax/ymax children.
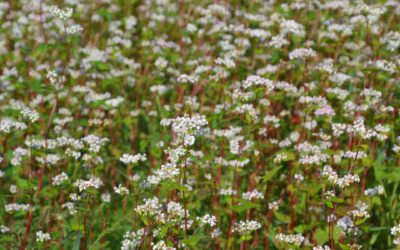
<box><xmin>274</xmin><ymin>153</ymin><xmax>288</xmax><ymax>163</ymax></box>
<box><xmin>299</xmin><ymin>153</ymin><xmax>329</xmax><ymax>165</ymax></box>
<box><xmin>0</xmin><ymin>225</ymin><xmax>10</xmax><ymax>233</ymax></box>
<box><xmin>105</xmin><ymin>96</ymin><xmax>124</xmax><ymax>108</ymax></box>
<box><xmin>275</xmin><ymin>233</ymin><xmax>304</xmax><ymax>247</ymax></box>
<box><xmin>5</xmin><ymin>203</ymin><xmax>30</xmax><ymax>212</ymax></box>
<box><xmin>36</xmin><ymin>154</ymin><xmax>61</xmax><ymax>166</ymax></box>
<box><xmin>337</xmin><ymin>216</ymin><xmax>357</xmax><ymax>235</ymax></box>
<box><xmin>166</xmin><ymin>201</ymin><xmax>185</xmax><ymax>220</ymax></box>
<box><xmin>171</xmin><ymin>114</ymin><xmax>208</xmax><ymax>137</ymax></box>
<box><xmin>335</xmin><ymin>151</ymin><xmax>367</xmax><ymax>162</ymax></box>
<box><xmin>162</xmin><ymin>114</ymin><xmax>207</xmax><ymax>147</ymax></box>
<box><xmin>242</xmin><ymin>189</ymin><xmax>264</xmax><ymax>200</ymax></box>
<box><xmin>198</xmin><ymin>214</ymin><xmax>217</xmax><ymax>227</ymax></box>
<box><xmin>370</xmin><ymin>60</ymin><xmax>397</xmax><ymax>74</ymax></box>
<box><xmin>242</xmin><ymin>75</ymin><xmax>274</xmax><ymax>91</ymax></box>
<box><xmin>81</xmin><ymin>134</ymin><xmax>109</xmax><ymax>153</ymax></box>
<box><xmin>322</xmin><ymin>166</ymin><xmax>360</xmax><ymax>188</ymax></box>
<box><xmin>313</xmin><ymin>246</ymin><xmax>330</xmax><ymax>250</ymax></box>
<box><xmin>381</xmin><ymin>31</ymin><xmax>400</xmax><ymax>51</ymax></box>
<box><xmin>348</xmin><ymin>201</ymin><xmax>369</xmax><ymax>219</ymax></box>
<box><xmin>155</xmin><ymin>57</ymin><xmax>168</xmax><ymax>69</ymax></box>
<box><xmin>280</xmin><ymin>19</ymin><xmax>305</xmax><ymax>37</ymax></box>
<box><xmin>294</xmin><ymin>173</ymin><xmax>304</xmax><ymax>182</ymax></box>
<box><xmin>135</xmin><ymin>197</ymin><xmax>164</xmax><ymax>222</ymax></box>
<box><xmin>215</xmin><ymin>55</ymin><xmax>236</xmax><ymax>69</ymax></box>
<box><xmin>268</xmin><ymin>200</ymin><xmax>280</xmax><ymax>210</ymax></box>
<box><xmin>152</xmin><ymin>240</ymin><xmax>176</xmax><ymax>250</ymax></box>
<box><xmin>269</xmin><ymin>35</ymin><xmax>289</xmax><ymax>48</ymax></box>
<box><xmin>46</xmin><ymin>70</ymin><xmax>58</xmax><ymax>85</ymax></box>
<box><xmin>120</xmin><ymin>153</ymin><xmax>147</xmax><ymax>165</ymax></box>
<box><xmin>351</xmin><ymin>118</ymin><xmax>378</xmax><ymax>139</ymax></box>
<box><xmin>219</xmin><ymin>188</ymin><xmax>237</xmax><ymax>196</ymax></box>
<box><xmin>322</xmin><ymin>165</ymin><xmax>338</xmax><ymax>183</ymax></box>
<box><xmin>52</xmin><ymin>172</ymin><xmax>69</xmax><ymax>186</ymax></box>
<box><xmin>0</xmin><ymin>118</ymin><xmax>27</xmax><ymax>133</ymax></box>
<box><xmin>227</xmin><ymin>159</ymin><xmax>250</xmax><ymax>168</ymax></box>
<box><xmin>147</xmin><ymin>146</ymin><xmax>187</xmax><ymax>184</ymax></box>
<box><xmin>391</xmin><ymin>224</ymin><xmax>400</xmax><ymax>245</ymax></box>
<box><xmin>177</xmin><ymin>74</ymin><xmax>198</xmax><ymax>84</ymax></box>
<box><xmin>66</xmin><ymin>24</ymin><xmax>83</xmax><ymax>35</ymax></box>
<box><xmin>315</xmin><ymin>105</ymin><xmax>335</xmax><ymax>117</ymax></box>
<box><xmin>364</xmin><ymin>185</ymin><xmax>384</xmax><ymax>196</ymax></box>
<box><xmin>233</xmin><ymin>220</ymin><xmax>262</xmax><ymax>235</ymax></box>
<box><xmin>21</xmin><ymin>108</ymin><xmax>39</xmax><ymax>123</ymax></box>
<box><xmin>36</xmin><ymin>230</ymin><xmax>51</xmax><ymax>242</ymax></box>
<box><xmin>62</xmin><ymin>202</ymin><xmax>77</xmax><ymax>215</ymax></box>
<box><xmin>114</xmin><ymin>184</ymin><xmax>129</xmax><ymax>196</ymax></box>
<box><xmin>121</xmin><ymin>229</ymin><xmax>144</xmax><ymax>250</ymax></box>
<box><xmin>73</xmin><ymin>176</ymin><xmax>103</xmax><ymax>192</ymax></box>
<box><xmin>9</xmin><ymin>185</ymin><xmax>17</xmax><ymax>194</ymax></box>
<box><xmin>101</xmin><ymin>193</ymin><xmax>111</xmax><ymax>203</ymax></box>
<box><xmin>11</xmin><ymin>147</ymin><xmax>28</xmax><ymax>166</ymax></box>
<box><xmin>289</xmin><ymin>48</ymin><xmax>317</xmax><ymax>60</ymax></box>
<box><xmin>48</xmin><ymin>5</ymin><xmax>73</xmax><ymax>20</ymax></box>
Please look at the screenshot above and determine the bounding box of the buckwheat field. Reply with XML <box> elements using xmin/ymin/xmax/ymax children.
<box><xmin>1</xmin><ymin>0</ymin><xmax>400</xmax><ymax>249</ymax></box>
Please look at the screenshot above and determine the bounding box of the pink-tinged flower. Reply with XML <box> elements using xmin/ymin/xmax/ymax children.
<box><xmin>315</xmin><ymin>106</ymin><xmax>335</xmax><ymax>117</ymax></box>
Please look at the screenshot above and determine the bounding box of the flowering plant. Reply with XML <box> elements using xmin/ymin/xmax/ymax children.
<box><xmin>0</xmin><ymin>1</ymin><xmax>399</xmax><ymax>249</ymax></box>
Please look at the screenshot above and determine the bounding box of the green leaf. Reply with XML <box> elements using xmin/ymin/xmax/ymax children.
<box><xmin>315</xmin><ymin>228</ymin><xmax>329</xmax><ymax>245</ymax></box>
<box><xmin>330</xmin><ymin>196</ymin><xmax>345</xmax><ymax>204</ymax></box>
<box><xmin>232</xmin><ymin>200</ymin><xmax>260</xmax><ymax>212</ymax></box>
<box><xmin>161</xmin><ymin>180</ymin><xmax>189</xmax><ymax>192</ymax></box>
<box><xmin>27</xmin><ymin>80</ymin><xmax>57</xmax><ymax>94</ymax></box>
<box><xmin>273</xmin><ymin>211</ymin><xmax>290</xmax><ymax>223</ymax></box>
<box><xmin>325</xmin><ymin>201</ymin><xmax>333</xmax><ymax>208</ymax></box>
<box><xmin>339</xmin><ymin>243</ymin><xmax>351</xmax><ymax>250</ymax></box>
<box><xmin>160</xmin><ymin>225</ymin><xmax>169</xmax><ymax>238</ymax></box>
<box><xmin>95</xmin><ymin>61</ymin><xmax>109</xmax><ymax>71</ymax></box>
<box><xmin>182</xmin><ymin>232</ymin><xmax>204</xmax><ymax>246</ymax></box>
<box><xmin>97</xmin><ymin>8</ymin><xmax>111</xmax><ymax>21</ymax></box>
<box><xmin>33</xmin><ymin>44</ymin><xmax>49</xmax><ymax>58</ymax></box>
<box><xmin>355</xmin><ymin>218</ymin><xmax>368</xmax><ymax>225</ymax></box>
<box><xmin>264</xmin><ymin>166</ymin><xmax>283</xmax><ymax>181</ymax></box>
<box><xmin>73</xmin><ymin>232</ymin><xmax>81</xmax><ymax>250</ymax></box>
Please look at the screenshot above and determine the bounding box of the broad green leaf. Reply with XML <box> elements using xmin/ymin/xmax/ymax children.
<box><xmin>264</xmin><ymin>166</ymin><xmax>283</xmax><ymax>181</ymax></box>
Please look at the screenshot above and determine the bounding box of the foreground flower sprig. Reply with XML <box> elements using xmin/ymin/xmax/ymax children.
<box><xmin>0</xmin><ymin>0</ymin><xmax>398</xmax><ymax>249</ymax></box>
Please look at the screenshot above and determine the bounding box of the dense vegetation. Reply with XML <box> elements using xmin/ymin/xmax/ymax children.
<box><xmin>0</xmin><ymin>0</ymin><xmax>399</xmax><ymax>249</ymax></box>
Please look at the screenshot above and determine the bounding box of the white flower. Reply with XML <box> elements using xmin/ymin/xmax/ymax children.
<box><xmin>9</xmin><ymin>185</ymin><xmax>17</xmax><ymax>194</ymax></box>
<box><xmin>0</xmin><ymin>119</ymin><xmax>27</xmax><ymax>133</ymax></box>
<box><xmin>234</xmin><ymin>220</ymin><xmax>262</xmax><ymax>235</ymax></box>
<box><xmin>114</xmin><ymin>184</ymin><xmax>130</xmax><ymax>195</ymax></box>
<box><xmin>73</xmin><ymin>176</ymin><xmax>103</xmax><ymax>192</ymax></box>
<box><xmin>275</xmin><ymin>233</ymin><xmax>304</xmax><ymax>247</ymax></box>
<box><xmin>101</xmin><ymin>193</ymin><xmax>111</xmax><ymax>203</ymax></box>
<box><xmin>5</xmin><ymin>203</ymin><xmax>30</xmax><ymax>212</ymax></box>
<box><xmin>198</xmin><ymin>214</ymin><xmax>217</xmax><ymax>227</ymax></box>
<box><xmin>36</xmin><ymin>231</ymin><xmax>51</xmax><ymax>242</ymax></box>
<box><xmin>62</xmin><ymin>202</ymin><xmax>77</xmax><ymax>215</ymax></box>
<box><xmin>120</xmin><ymin>153</ymin><xmax>147</xmax><ymax>164</ymax></box>
<box><xmin>52</xmin><ymin>172</ymin><xmax>69</xmax><ymax>186</ymax></box>
<box><xmin>155</xmin><ymin>58</ymin><xmax>168</xmax><ymax>69</ymax></box>
<box><xmin>289</xmin><ymin>48</ymin><xmax>317</xmax><ymax>60</ymax></box>
<box><xmin>242</xmin><ymin>189</ymin><xmax>264</xmax><ymax>200</ymax></box>
<box><xmin>46</xmin><ymin>70</ymin><xmax>58</xmax><ymax>85</ymax></box>
<box><xmin>0</xmin><ymin>225</ymin><xmax>10</xmax><ymax>233</ymax></box>
<box><xmin>364</xmin><ymin>185</ymin><xmax>384</xmax><ymax>196</ymax></box>
<box><xmin>242</xmin><ymin>75</ymin><xmax>274</xmax><ymax>91</ymax></box>
<box><xmin>66</xmin><ymin>24</ymin><xmax>83</xmax><ymax>35</ymax></box>
<box><xmin>21</xmin><ymin>108</ymin><xmax>39</xmax><ymax>123</ymax></box>
<box><xmin>48</xmin><ymin>5</ymin><xmax>73</xmax><ymax>20</ymax></box>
